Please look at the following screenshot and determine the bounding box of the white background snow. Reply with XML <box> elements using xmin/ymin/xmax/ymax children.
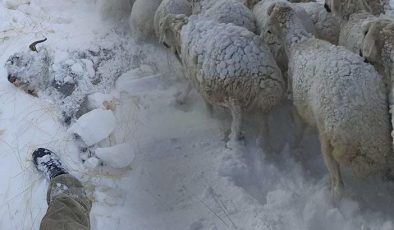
<box><xmin>1</xmin><ymin>0</ymin><xmax>394</xmax><ymax>229</ymax></box>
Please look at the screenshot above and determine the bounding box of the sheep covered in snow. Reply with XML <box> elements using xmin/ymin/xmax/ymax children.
<box><xmin>295</xmin><ymin>2</ymin><xmax>341</xmax><ymax>45</ymax></box>
<box><xmin>361</xmin><ymin>18</ymin><xmax>394</xmax><ymax>95</ymax></box>
<box><xmin>249</xmin><ymin>0</ymin><xmax>315</xmax><ymax>72</ymax></box>
<box><xmin>265</xmin><ymin>2</ymin><xmax>392</xmax><ymax>194</ymax></box>
<box><xmin>6</xmin><ymin>45</ymin><xmax>51</xmax><ymax>96</ymax></box>
<box><xmin>324</xmin><ymin>0</ymin><xmax>373</xmax><ymax>20</ymax></box>
<box><xmin>362</xmin><ymin>18</ymin><xmax>394</xmax><ymax>78</ymax></box>
<box><xmin>129</xmin><ymin>0</ymin><xmax>163</xmax><ymax>40</ymax></box>
<box><xmin>325</xmin><ymin>0</ymin><xmax>390</xmax><ymax>87</ymax></box>
<box><xmin>5</xmin><ymin>39</ymin><xmax>133</xmax><ymax>124</ymax></box>
<box><xmin>159</xmin><ymin>14</ymin><xmax>285</xmax><ymax>143</ymax></box>
<box><xmin>249</xmin><ymin>0</ymin><xmax>340</xmax><ymax>44</ymax></box>
<box><xmin>188</xmin><ymin>0</ymin><xmax>257</xmax><ymax>32</ymax></box>
<box><xmin>154</xmin><ymin>0</ymin><xmax>192</xmax><ymax>38</ymax></box>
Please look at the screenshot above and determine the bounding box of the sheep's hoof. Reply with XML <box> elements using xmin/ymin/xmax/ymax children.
<box><xmin>330</xmin><ymin>183</ymin><xmax>344</xmax><ymax>204</ymax></box>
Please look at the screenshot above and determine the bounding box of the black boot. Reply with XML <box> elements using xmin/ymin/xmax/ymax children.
<box><xmin>32</xmin><ymin>148</ymin><xmax>68</xmax><ymax>179</ymax></box>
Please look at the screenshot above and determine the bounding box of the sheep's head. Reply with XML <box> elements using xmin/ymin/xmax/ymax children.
<box><xmin>324</xmin><ymin>0</ymin><xmax>372</xmax><ymax>19</ymax></box>
<box><xmin>186</xmin><ymin>0</ymin><xmax>203</xmax><ymax>13</ymax></box>
<box><xmin>361</xmin><ymin>19</ymin><xmax>394</xmax><ymax>64</ymax></box>
<box><xmin>5</xmin><ymin>41</ymin><xmax>51</xmax><ymax>96</ymax></box>
<box><xmin>245</xmin><ymin>0</ymin><xmax>260</xmax><ymax>9</ymax></box>
<box><xmin>159</xmin><ymin>14</ymin><xmax>188</xmax><ymax>58</ymax></box>
<box><xmin>265</xmin><ymin>2</ymin><xmax>296</xmax><ymax>38</ymax></box>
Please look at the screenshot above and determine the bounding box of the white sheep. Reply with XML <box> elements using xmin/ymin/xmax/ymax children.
<box><xmin>249</xmin><ymin>0</ymin><xmax>315</xmax><ymax>72</ymax></box>
<box><xmin>295</xmin><ymin>2</ymin><xmax>341</xmax><ymax>45</ymax></box>
<box><xmin>129</xmin><ymin>0</ymin><xmax>163</xmax><ymax>40</ymax></box>
<box><xmin>324</xmin><ymin>0</ymin><xmax>390</xmax><ymax>87</ymax></box>
<box><xmin>249</xmin><ymin>0</ymin><xmax>340</xmax><ymax>44</ymax></box>
<box><xmin>159</xmin><ymin>14</ymin><xmax>285</xmax><ymax>143</ymax></box>
<box><xmin>154</xmin><ymin>0</ymin><xmax>192</xmax><ymax>38</ymax></box>
<box><xmin>361</xmin><ymin>18</ymin><xmax>394</xmax><ymax>86</ymax></box>
<box><xmin>264</xmin><ymin>2</ymin><xmax>392</xmax><ymax>195</ymax></box>
<box><xmin>188</xmin><ymin>0</ymin><xmax>257</xmax><ymax>33</ymax></box>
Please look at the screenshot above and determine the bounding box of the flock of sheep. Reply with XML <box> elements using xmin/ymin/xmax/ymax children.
<box><xmin>5</xmin><ymin>0</ymin><xmax>394</xmax><ymax>198</ymax></box>
<box><xmin>126</xmin><ymin>0</ymin><xmax>394</xmax><ymax>197</ymax></box>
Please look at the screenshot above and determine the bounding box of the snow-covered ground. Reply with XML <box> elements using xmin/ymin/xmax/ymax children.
<box><xmin>1</xmin><ymin>0</ymin><xmax>394</xmax><ymax>229</ymax></box>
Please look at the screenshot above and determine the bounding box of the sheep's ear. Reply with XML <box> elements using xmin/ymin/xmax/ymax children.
<box><xmin>267</xmin><ymin>3</ymin><xmax>277</xmax><ymax>16</ymax></box>
<box><xmin>362</xmin><ymin>22</ymin><xmax>379</xmax><ymax>60</ymax></box>
<box><xmin>158</xmin><ymin>15</ymin><xmax>171</xmax><ymax>43</ymax></box>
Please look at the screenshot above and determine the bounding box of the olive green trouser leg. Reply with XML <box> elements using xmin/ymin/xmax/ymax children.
<box><xmin>40</xmin><ymin>174</ymin><xmax>92</xmax><ymax>230</ymax></box>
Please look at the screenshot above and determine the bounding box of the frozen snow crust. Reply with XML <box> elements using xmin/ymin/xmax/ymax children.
<box><xmin>2</xmin><ymin>0</ymin><xmax>394</xmax><ymax>230</ymax></box>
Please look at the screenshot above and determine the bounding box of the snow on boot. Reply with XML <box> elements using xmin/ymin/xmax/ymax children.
<box><xmin>32</xmin><ymin>148</ymin><xmax>68</xmax><ymax>180</ymax></box>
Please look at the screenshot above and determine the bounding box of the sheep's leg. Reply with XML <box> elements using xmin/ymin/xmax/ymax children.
<box><xmin>319</xmin><ymin>134</ymin><xmax>343</xmax><ymax>198</ymax></box>
<box><xmin>204</xmin><ymin>100</ymin><xmax>213</xmax><ymax>117</ymax></box>
<box><xmin>257</xmin><ymin>116</ymin><xmax>273</xmax><ymax>153</ymax></box>
<box><xmin>176</xmin><ymin>83</ymin><xmax>192</xmax><ymax>105</ymax></box>
<box><xmin>290</xmin><ymin>108</ymin><xmax>305</xmax><ymax>149</ymax></box>
<box><xmin>229</xmin><ymin>98</ymin><xmax>242</xmax><ymax>143</ymax></box>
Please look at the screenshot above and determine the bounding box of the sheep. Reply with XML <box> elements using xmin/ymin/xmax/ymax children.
<box><xmin>361</xmin><ymin>18</ymin><xmax>394</xmax><ymax>98</ymax></box>
<box><xmin>264</xmin><ymin>2</ymin><xmax>392</xmax><ymax>195</ymax></box>
<box><xmin>129</xmin><ymin>0</ymin><xmax>163</xmax><ymax>40</ymax></box>
<box><xmin>294</xmin><ymin>2</ymin><xmax>341</xmax><ymax>45</ymax></box>
<box><xmin>249</xmin><ymin>0</ymin><xmax>340</xmax><ymax>44</ymax></box>
<box><xmin>159</xmin><ymin>14</ymin><xmax>285</xmax><ymax>144</ymax></box>
<box><xmin>6</xmin><ymin>41</ymin><xmax>52</xmax><ymax>96</ymax></box>
<box><xmin>154</xmin><ymin>0</ymin><xmax>192</xmax><ymax>39</ymax></box>
<box><xmin>324</xmin><ymin>0</ymin><xmax>390</xmax><ymax>87</ymax></box>
<box><xmin>188</xmin><ymin>0</ymin><xmax>257</xmax><ymax>33</ymax></box>
<box><xmin>5</xmin><ymin>39</ymin><xmax>133</xmax><ymax>124</ymax></box>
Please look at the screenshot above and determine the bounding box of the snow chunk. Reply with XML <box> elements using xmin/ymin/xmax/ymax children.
<box><xmin>68</xmin><ymin>109</ymin><xmax>116</xmax><ymax>146</ymax></box>
<box><xmin>84</xmin><ymin>157</ymin><xmax>101</xmax><ymax>169</ymax></box>
<box><xmin>95</xmin><ymin>143</ymin><xmax>135</xmax><ymax>168</ymax></box>
<box><xmin>87</xmin><ymin>93</ymin><xmax>115</xmax><ymax>110</ymax></box>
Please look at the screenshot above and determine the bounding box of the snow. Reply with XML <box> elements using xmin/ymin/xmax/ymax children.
<box><xmin>95</xmin><ymin>143</ymin><xmax>135</xmax><ymax>168</ymax></box>
<box><xmin>68</xmin><ymin>109</ymin><xmax>116</xmax><ymax>146</ymax></box>
<box><xmin>1</xmin><ymin>0</ymin><xmax>394</xmax><ymax>230</ymax></box>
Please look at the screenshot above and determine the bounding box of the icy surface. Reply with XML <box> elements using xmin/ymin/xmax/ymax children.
<box><xmin>68</xmin><ymin>109</ymin><xmax>116</xmax><ymax>146</ymax></box>
<box><xmin>2</xmin><ymin>0</ymin><xmax>394</xmax><ymax>230</ymax></box>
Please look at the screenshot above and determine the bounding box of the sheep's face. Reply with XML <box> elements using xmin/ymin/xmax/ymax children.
<box><xmin>186</xmin><ymin>0</ymin><xmax>203</xmax><ymax>13</ymax></box>
<box><xmin>5</xmin><ymin>48</ymin><xmax>51</xmax><ymax>96</ymax></box>
<box><xmin>266</xmin><ymin>2</ymin><xmax>295</xmax><ymax>38</ymax></box>
<box><xmin>324</xmin><ymin>0</ymin><xmax>372</xmax><ymax>19</ymax></box>
<box><xmin>362</xmin><ymin>20</ymin><xmax>394</xmax><ymax>63</ymax></box>
<box><xmin>159</xmin><ymin>14</ymin><xmax>188</xmax><ymax>58</ymax></box>
<box><xmin>245</xmin><ymin>0</ymin><xmax>260</xmax><ymax>9</ymax></box>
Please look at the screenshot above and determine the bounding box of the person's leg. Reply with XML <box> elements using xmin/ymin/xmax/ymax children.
<box><xmin>33</xmin><ymin>148</ymin><xmax>92</xmax><ymax>230</ymax></box>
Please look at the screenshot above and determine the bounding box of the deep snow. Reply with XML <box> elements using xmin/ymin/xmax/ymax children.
<box><xmin>1</xmin><ymin>0</ymin><xmax>394</xmax><ymax>230</ymax></box>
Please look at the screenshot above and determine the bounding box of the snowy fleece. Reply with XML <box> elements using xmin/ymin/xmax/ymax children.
<box><xmin>265</xmin><ymin>2</ymin><xmax>393</xmax><ymax>189</ymax></box>
<box><xmin>252</xmin><ymin>0</ymin><xmax>315</xmax><ymax>72</ymax></box>
<box><xmin>326</xmin><ymin>0</ymin><xmax>391</xmax><ymax>87</ymax></box>
<box><xmin>161</xmin><ymin>14</ymin><xmax>285</xmax><ymax>141</ymax></box>
<box><xmin>188</xmin><ymin>0</ymin><xmax>257</xmax><ymax>33</ymax></box>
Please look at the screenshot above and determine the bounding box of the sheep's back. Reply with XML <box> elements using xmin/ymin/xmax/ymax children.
<box><xmin>339</xmin><ymin>12</ymin><xmax>374</xmax><ymax>54</ymax></box>
<box><xmin>181</xmin><ymin>17</ymin><xmax>283</xmax><ymax>109</ymax></box>
<box><xmin>290</xmin><ymin>39</ymin><xmax>391</xmax><ymax>176</ymax></box>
